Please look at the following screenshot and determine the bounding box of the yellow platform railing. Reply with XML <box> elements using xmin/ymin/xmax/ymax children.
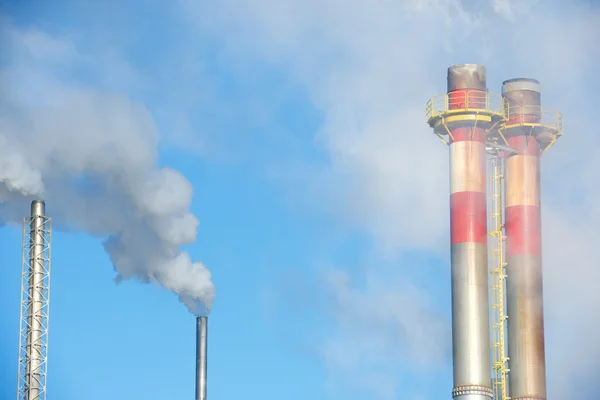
<box><xmin>504</xmin><ymin>105</ymin><xmax>564</xmax><ymax>136</ymax></box>
<box><xmin>426</xmin><ymin>91</ymin><xmax>505</xmax><ymax>123</ymax></box>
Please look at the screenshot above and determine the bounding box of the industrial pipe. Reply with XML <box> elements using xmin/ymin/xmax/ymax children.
<box><xmin>195</xmin><ymin>316</ymin><xmax>207</xmax><ymax>400</ymax></box>
<box><xmin>502</xmin><ymin>78</ymin><xmax>547</xmax><ymax>400</ymax></box>
<box><xmin>447</xmin><ymin>64</ymin><xmax>493</xmax><ymax>400</ymax></box>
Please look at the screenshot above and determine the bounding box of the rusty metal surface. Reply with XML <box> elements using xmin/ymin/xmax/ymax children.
<box><xmin>448</xmin><ymin>64</ymin><xmax>487</xmax><ymax>92</ymax></box>
<box><xmin>503</xmin><ymin>91</ymin><xmax>541</xmax><ymax>109</ymax></box>
<box><xmin>502</xmin><ymin>78</ymin><xmax>541</xmax><ymax>95</ymax></box>
<box><xmin>506</xmin><ymin>254</ymin><xmax>547</xmax><ymax>399</ymax></box>
<box><xmin>451</xmin><ymin>243</ymin><xmax>492</xmax><ymax>394</ymax></box>
<box><xmin>502</xmin><ymin>78</ymin><xmax>543</xmax><ymax>133</ymax></box>
<box><xmin>502</xmin><ymin>78</ymin><xmax>541</xmax><ymax>114</ymax></box>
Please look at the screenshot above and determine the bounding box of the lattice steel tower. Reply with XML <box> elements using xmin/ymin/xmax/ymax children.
<box><xmin>16</xmin><ymin>200</ymin><xmax>52</xmax><ymax>400</ymax></box>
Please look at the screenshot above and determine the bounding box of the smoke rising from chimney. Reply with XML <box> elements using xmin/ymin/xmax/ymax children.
<box><xmin>0</xmin><ymin>57</ymin><xmax>215</xmax><ymax>315</ymax></box>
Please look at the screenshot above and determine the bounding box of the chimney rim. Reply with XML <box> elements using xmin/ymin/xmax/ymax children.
<box><xmin>502</xmin><ymin>78</ymin><xmax>541</xmax><ymax>95</ymax></box>
<box><xmin>502</xmin><ymin>78</ymin><xmax>540</xmax><ymax>85</ymax></box>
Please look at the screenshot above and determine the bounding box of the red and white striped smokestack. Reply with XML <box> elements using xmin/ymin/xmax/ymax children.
<box><xmin>447</xmin><ymin>64</ymin><xmax>493</xmax><ymax>400</ymax></box>
<box><xmin>502</xmin><ymin>78</ymin><xmax>547</xmax><ymax>400</ymax></box>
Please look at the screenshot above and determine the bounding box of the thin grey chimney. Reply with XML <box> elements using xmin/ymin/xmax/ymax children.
<box><xmin>195</xmin><ymin>316</ymin><xmax>207</xmax><ymax>400</ymax></box>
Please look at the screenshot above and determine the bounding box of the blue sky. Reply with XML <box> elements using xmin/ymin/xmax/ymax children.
<box><xmin>1</xmin><ymin>1</ymin><xmax>599</xmax><ymax>399</ymax></box>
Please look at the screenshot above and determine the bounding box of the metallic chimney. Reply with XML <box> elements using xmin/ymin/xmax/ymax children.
<box><xmin>427</xmin><ymin>64</ymin><xmax>496</xmax><ymax>400</ymax></box>
<box><xmin>446</xmin><ymin>64</ymin><xmax>493</xmax><ymax>400</ymax></box>
<box><xmin>502</xmin><ymin>78</ymin><xmax>547</xmax><ymax>400</ymax></box>
<box><xmin>195</xmin><ymin>316</ymin><xmax>208</xmax><ymax>400</ymax></box>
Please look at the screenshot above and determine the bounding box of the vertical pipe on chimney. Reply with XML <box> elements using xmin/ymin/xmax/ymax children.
<box><xmin>196</xmin><ymin>316</ymin><xmax>207</xmax><ymax>400</ymax></box>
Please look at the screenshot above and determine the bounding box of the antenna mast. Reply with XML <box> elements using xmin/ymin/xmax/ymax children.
<box><xmin>17</xmin><ymin>200</ymin><xmax>52</xmax><ymax>400</ymax></box>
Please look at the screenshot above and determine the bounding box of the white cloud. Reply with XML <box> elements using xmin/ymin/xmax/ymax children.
<box><xmin>319</xmin><ymin>267</ymin><xmax>450</xmax><ymax>399</ymax></box>
<box><xmin>178</xmin><ymin>0</ymin><xmax>600</xmax><ymax>398</ymax></box>
<box><xmin>490</xmin><ymin>0</ymin><xmax>540</xmax><ymax>21</ymax></box>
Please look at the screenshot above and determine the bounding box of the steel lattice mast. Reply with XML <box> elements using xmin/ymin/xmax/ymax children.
<box><xmin>17</xmin><ymin>200</ymin><xmax>52</xmax><ymax>400</ymax></box>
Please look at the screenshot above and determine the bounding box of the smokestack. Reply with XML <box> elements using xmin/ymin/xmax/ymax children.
<box><xmin>427</xmin><ymin>64</ymin><xmax>498</xmax><ymax>400</ymax></box>
<box><xmin>445</xmin><ymin>64</ymin><xmax>493</xmax><ymax>400</ymax></box>
<box><xmin>502</xmin><ymin>78</ymin><xmax>547</xmax><ymax>400</ymax></box>
<box><xmin>195</xmin><ymin>316</ymin><xmax>207</xmax><ymax>400</ymax></box>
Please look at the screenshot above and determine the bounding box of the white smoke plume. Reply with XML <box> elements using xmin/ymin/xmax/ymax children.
<box><xmin>0</xmin><ymin>20</ymin><xmax>215</xmax><ymax>316</ymax></box>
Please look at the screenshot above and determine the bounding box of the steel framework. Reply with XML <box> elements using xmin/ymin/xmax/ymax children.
<box><xmin>16</xmin><ymin>201</ymin><xmax>52</xmax><ymax>400</ymax></box>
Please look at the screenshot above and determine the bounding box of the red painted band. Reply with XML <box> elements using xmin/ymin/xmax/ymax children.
<box><xmin>449</xmin><ymin>127</ymin><xmax>487</xmax><ymax>143</ymax></box>
<box><xmin>450</xmin><ymin>191</ymin><xmax>487</xmax><ymax>244</ymax></box>
<box><xmin>505</xmin><ymin>205</ymin><xmax>542</xmax><ymax>257</ymax></box>
<box><xmin>507</xmin><ymin>135</ymin><xmax>540</xmax><ymax>156</ymax></box>
<box><xmin>506</xmin><ymin>114</ymin><xmax>540</xmax><ymax>125</ymax></box>
<box><xmin>448</xmin><ymin>89</ymin><xmax>487</xmax><ymax>110</ymax></box>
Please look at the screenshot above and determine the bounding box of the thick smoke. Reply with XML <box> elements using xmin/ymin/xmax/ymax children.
<box><xmin>0</xmin><ymin>26</ymin><xmax>214</xmax><ymax>315</ymax></box>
